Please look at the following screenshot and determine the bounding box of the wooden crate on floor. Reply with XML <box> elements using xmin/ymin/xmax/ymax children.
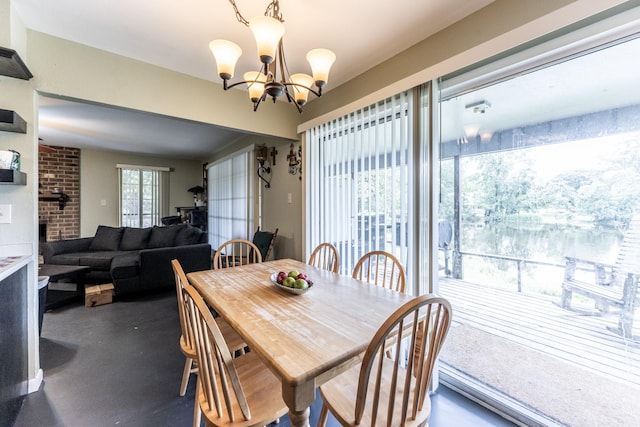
<box><xmin>85</xmin><ymin>283</ymin><xmax>114</xmax><ymax>307</ymax></box>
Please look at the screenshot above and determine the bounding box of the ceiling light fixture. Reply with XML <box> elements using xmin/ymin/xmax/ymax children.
<box><xmin>209</xmin><ymin>0</ymin><xmax>336</xmax><ymax>113</ymax></box>
<box><xmin>465</xmin><ymin>100</ymin><xmax>491</xmax><ymax>114</ymax></box>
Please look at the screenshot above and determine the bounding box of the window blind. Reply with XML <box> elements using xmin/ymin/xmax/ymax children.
<box><xmin>207</xmin><ymin>150</ymin><xmax>255</xmax><ymax>249</ymax></box>
<box><xmin>306</xmin><ymin>91</ymin><xmax>414</xmax><ymax>281</ymax></box>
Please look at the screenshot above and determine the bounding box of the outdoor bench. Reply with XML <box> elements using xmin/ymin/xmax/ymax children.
<box><xmin>561</xmin><ymin>255</ymin><xmax>639</xmax><ymax>338</ymax></box>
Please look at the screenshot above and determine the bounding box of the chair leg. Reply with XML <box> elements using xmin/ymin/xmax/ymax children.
<box><xmin>193</xmin><ymin>398</ymin><xmax>202</xmax><ymax>427</ymax></box>
<box><xmin>180</xmin><ymin>357</ymin><xmax>193</xmax><ymax>396</ymax></box>
<box><xmin>317</xmin><ymin>403</ymin><xmax>329</xmax><ymax>427</ymax></box>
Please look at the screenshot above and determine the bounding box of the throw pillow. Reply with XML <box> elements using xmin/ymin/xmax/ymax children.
<box><xmin>147</xmin><ymin>224</ymin><xmax>183</xmax><ymax>248</ymax></box>
<box><xmin>175</xmin><ymin>225</ymin><xmax>203</xmax><ymax>246</ymax></box>
<box><xmin>90</xmin><ymin>225</ymin><xmax>125</xmax><ymax>251</ymax></box>
<box><xmin>120</xmin><ymin>227</ymin><xmax>152</xmax><ymax>251</ymax></box>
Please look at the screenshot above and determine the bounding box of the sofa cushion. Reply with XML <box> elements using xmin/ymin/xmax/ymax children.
<box><xmin>79</xmin><ymin>251</ymin><xmax>126</xmax><ymax>270</ymax></box>
<box><xmin>120</xmin><ymin>227</ymin><xmax>152</xmax><ymax>251</ymax></box>
<box><xmin>110</xmin><ymin>253</ymin><xmax>140</xmax><ymax>280</ymax></box>
<box><xmin>147</xmin><ymin>224</ymin><xmax>184</xmax><ymax>248</ymax></box>
<box><xmin>90</xmin><ymin>225</ymin><xmax>125</xmax><ymax>251</ymax></box>
<box><xmin>48</xmin><ymin>253</ymin><xmax>83</xmax><ymax>266</ymax></box>
<box><xmin>175</xmin><ymin>225</ymin><xmax>204</xmax><ymax>246</ymax></box>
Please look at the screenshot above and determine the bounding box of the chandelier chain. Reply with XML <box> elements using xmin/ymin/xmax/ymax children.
<box><xmin>227</xmin><ymin>0</ymin><xmax>249</xmax><ymax>26</ymax></box>
<box><xmin>227</xmin><ymin>0</ymin><xmax>284</xmax><ymax>27</ymax></box>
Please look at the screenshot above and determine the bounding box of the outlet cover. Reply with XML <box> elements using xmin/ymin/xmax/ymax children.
<box><xmin>0</xmin><ymin>204</ymin><xmax>11</xmax><ymax>223</ymax></box>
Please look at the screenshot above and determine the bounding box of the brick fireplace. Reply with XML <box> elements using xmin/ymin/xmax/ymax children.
<box><xmin>38</xmin><ymin>146</ymin><xmax>80</xmax><ymax>241</ymax></box>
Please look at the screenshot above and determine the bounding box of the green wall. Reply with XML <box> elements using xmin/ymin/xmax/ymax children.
<box><xmin>79</xmin><ymin>149</ymin><xmax>204</xmax><ymax>236</ymax></box>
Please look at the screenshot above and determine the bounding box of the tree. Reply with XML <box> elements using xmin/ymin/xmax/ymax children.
<box><xmin>464</xmin><ymin>151</ymin><xmax>537</xmax><ymax>223</ymax></box>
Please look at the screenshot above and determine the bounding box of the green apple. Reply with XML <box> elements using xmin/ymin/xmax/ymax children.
<box><xmin>288</xmin><ymin>270</ymin><xmax>300</xmax><ymax>278</ymax></box>
<box><xmin>294</xmin><ymin>278</ymin><xmax>309</xmax><ymax>289</ymax></box>
<box><xmin>283</xmin><ymin>277</ymin><xmax>296</xmax><ymax>288</ymax></box>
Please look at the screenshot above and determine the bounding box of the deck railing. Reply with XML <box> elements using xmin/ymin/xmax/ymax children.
<box><xmin>452</xmin><ymin>250</ymin><xmax>567</xmax><ymax>292</ymax></box>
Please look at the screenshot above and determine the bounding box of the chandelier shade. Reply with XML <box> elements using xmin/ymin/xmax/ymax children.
<box><xmin>306</xmin><ymin>48</ymin><xmax>336</xmax><ymax>87</ymax></box>
<box><xmin>244</xmin><ymin>71</ymin><xmax>267</xmax><ymax>103</ymax></box>
<box><xmin>209</xmin><ymin>40</ymin><xmax>242</xmax><ymax>80</ymax></box>
<box><xmin>209</xmin><ymin>0</ymin><xmax>336</xmax><ymax>113</ymax></box>
<box><xmin>289</xmin><ymin>73</ymin><xmax>314</xmax><ymax>106</ymax></box>
<box><xmin>249</xmin><ymin>16</ymin><xmax>285</xmax><ymax>65</ymax></box>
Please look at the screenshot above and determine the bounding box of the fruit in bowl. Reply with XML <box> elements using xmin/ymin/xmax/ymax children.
<box><xmin>294</xmin><ymin>278</ymin><xmax>309</xmax><ymax>290</ymax></box>
<box><xmin>276</xmin><ymin>271</ymin><xmax>288</xmax><ymax>284</ymax></box>
<box><xmin>273</xmin><ymin>270</ymin><xmax>313</xmax><ymax>292</ymax></box>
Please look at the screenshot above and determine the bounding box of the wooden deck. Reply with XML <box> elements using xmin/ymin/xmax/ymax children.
<box><xmin>438</xmin><ymin>277</ymin><xmax>640</xmax><ymax>387</ymax></box>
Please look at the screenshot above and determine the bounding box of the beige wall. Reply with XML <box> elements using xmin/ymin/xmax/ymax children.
<box><xmin>79</xmin><ymin>149</ymin><xmax>204</xmax><ymax>236</ymax></box>
<box><xmin>28</xmin><ymin>31</ymin><xmax>301</xmax><ymax>141</ymax></box>
<box><xmin>258</xmin><ymin>139</ymin><xmax>304</xmax><ymax>261</ymax></box>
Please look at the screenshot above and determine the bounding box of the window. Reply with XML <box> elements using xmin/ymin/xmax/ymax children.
<box><xmin>207</xmin><ymin>149</ymin><xmax>255</xmax><ymax>249</ymax></box>
<box><xmin>306</xmin><ymin>91</ymin><xmax>416</xmax><ymax>285</ymax></box>
<box><xmin>436</xmin><ymin>25</ymin><xmax>640</xmax><ymax>427</ymax></box>
<box><xmin>118</xmin><ymin>165</ymin><xmax>169</xmax><ymax>227</ymax></box>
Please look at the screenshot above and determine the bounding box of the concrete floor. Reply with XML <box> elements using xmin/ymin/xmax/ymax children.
<box><xmin>15</xmin><ymin>288</ymin><xmax>516</xmax><ymax>427</ymax></box>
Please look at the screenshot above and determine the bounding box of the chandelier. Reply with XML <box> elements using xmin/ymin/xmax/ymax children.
<box><xmin>209</xmin><ymin>0</ymin><xmax>336</xmax><ymax>113</ymax></box>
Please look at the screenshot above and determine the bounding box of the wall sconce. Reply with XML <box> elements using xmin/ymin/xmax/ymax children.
<box><xmin>256</xmin><ymin>144</ymin><xmax>271</xmax><ymax>188</ymax></box>
<box><xmin>287</xmin><ymin>143</ymin><xmax>302</xmax><ymax>180</ymax></box>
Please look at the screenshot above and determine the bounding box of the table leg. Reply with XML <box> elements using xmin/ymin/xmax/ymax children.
<box><xmin>288</xmin><ymin>407</ymin><xmax>310</xmax><ymax>427</ymax></box>
<box><xmin>282</xmin><ymin>380</ymin><xmax>314</xmax><ymax>427</ymax></box>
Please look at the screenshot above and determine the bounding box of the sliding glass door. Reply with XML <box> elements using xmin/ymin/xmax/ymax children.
<box><xmin>207</xmin><ymin>149</ymin><xmax>255</xmax><ymax>249</ymax></box>
<box><xmin>437</xmin><ymin>31</ymin><xmax>640</xmax><ymax>427</ymax></box>
<box><xmin>306</xmin><ymin>92</ymin><xmax>416</xmax><ymax>284</ymax></box>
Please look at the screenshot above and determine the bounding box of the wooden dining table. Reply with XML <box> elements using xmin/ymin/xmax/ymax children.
<box><xmin>187</xmin><ymin>258</ymin><xmax>413</xmax><ymax>427</ymax></box>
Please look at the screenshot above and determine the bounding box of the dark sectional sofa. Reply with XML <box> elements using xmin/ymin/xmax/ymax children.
<box><xmin>41</xmin><ymin>224</ymin><xmax>212</xmax><ymax>296</ymax></box>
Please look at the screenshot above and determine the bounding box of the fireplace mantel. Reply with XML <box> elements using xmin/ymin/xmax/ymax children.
<box><xmin>39</xmin><ymin>191</ymin><xmax>70</xmax><ymax>210</ymax></box>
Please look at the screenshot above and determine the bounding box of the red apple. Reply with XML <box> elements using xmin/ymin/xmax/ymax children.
<box><xmin>276</xmin><ymin>271</ymin><xmax>288</xmax><ymax>284</ymax></box>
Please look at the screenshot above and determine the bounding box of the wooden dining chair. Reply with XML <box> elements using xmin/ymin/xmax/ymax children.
<box><xmin>182</xmin><ymin>283</ymin><xmax>288</xmax><ymax>427</ymax></box>
<box><xmin>308</xmin><ymin>242</ymin><xmax>340</xmax><ymax>273</ymax></box>
<box><xmin>171</xmin><ymin>260</ymin><xmax>247</xmax><ymax>427</ymax></box>
<box><xmin>318</xmin><ymin>294</ymin><xmax>452</xmax><ymax>427</ymax></box>
<box><xmin>213</xmin><ymin>239</ymin><xmax>263</xmax><ymax>269</ymax></box>
<box><xmin>352</xmin><ymin>250</ymin><xmax>406</xmax><ymax>293</ymax></box>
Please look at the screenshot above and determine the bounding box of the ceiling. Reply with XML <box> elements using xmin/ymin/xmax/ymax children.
<box><xmin>441</xmin><ymin>34</ymin><xmax>640</xmax><ymax>144</ymax></box>
<box><xmin>12</xmin><ymin>0</ymin><xmax>494</xmax><ymax>159</ymax></box>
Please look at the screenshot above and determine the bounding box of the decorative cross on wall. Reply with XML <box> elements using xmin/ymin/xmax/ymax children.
<box><xmin>287</xmin><ymin>145</ymin><xmax>298</xmax><ymax>168</ymax></box>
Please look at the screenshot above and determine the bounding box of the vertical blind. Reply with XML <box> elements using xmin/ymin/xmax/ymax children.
<box><xmin>118</xmin><ymin>165</ymin><xmax>169</xmax><ymax>227</ymax></box>
<box><xmin>207</xmin><ymin>150</ymin><xmax>255</xmax><ymax>249</ymax></box>
<box><xmin>306</xmin><ymin>91</ymin><xmax>415</xmax><ymax>283</ymax></box>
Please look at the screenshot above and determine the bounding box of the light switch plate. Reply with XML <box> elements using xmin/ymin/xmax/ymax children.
<box><xmin>0</xmin><ymin>204</ymin><xmax>11</xmax><ymax>223</ymax></box>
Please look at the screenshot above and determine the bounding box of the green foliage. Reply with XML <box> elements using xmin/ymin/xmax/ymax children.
<box><xmin>441</xmin><ymin>138</ymin><xmax>640</xmax><ymax>228</ymax></box>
